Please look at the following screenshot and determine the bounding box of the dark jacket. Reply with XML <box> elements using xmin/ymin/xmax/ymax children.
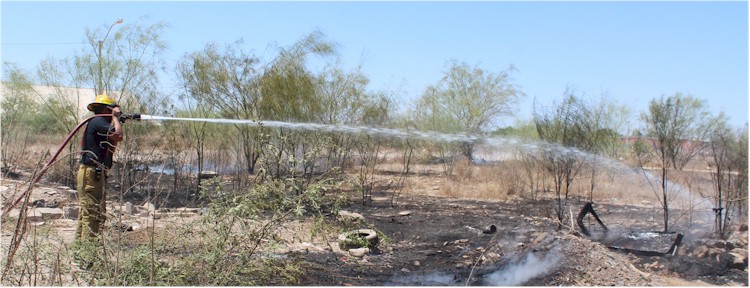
<box><xmin>80</xmin><ymin>116</ymin><xmax>116</xmax><ymax>169</ymax></box>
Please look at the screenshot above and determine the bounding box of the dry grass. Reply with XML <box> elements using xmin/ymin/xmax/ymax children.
<box><xmin>370</xmin><ymin>153</ymin><xmax>720</xmax><ymax>222</ymax></box>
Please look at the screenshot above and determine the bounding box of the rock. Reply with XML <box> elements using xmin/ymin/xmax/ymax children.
<box><xmin>739</xmin><ymin>223</ymin><xmax>748</xmax><ymax>232</ymax></box>
<box><xmin>31</xmin><ymin>199</ymin><xmax>46</xmax><ymax>208</ymax></box>
<box><xmin>729</xmin><ymin>253</ymin><xmax>747</xmax><ymax>269</ymax></box>
<box><xmin>112</xmin><ymin>223</ymin><xmax>133</xmax><ymax>232</ymax></box>
<box><xmin>348</xmin><ymin>247</ymin><xmax>369</xmax><ymax>258</ymax></box>
<box><xmin>692</xmin><ymin>245</ymin><xmax>710</xmax><ymax>258</ymax></box>
<box><xmin>533</xmin><ymin>232</ymin><xmax>548</xmax><ymax>244</ymax></box>
<box><xmin>25</xmin><ymin>209</ymin><xmax>44</xmax><ymax>222</ymax></box>
<box><xmin>5</xmin><ymin>209</ymin><xmax>21</xmax><ymax>219</ymax></box>
<box><xmin>65</xmin><ymin>189</ymin><xmax>78</xmax><ymax>200</ymax></box>
<box><xmin>729</xmin><ymin>249</ymin><xmax>748</xmax><ymax>269</ymax></box>
<box><xmin>401</xmin><ymin>268</ymin><xmax>410</xmax><ymax>273</ymax></box>
<box><xmin>288</xmin><ymin>242</ymin><xmax>325</xmax><ymax>253</ymax></box>
<box><xmin>34</xmin><ymin>207</ymin><xmax>64</xmax><ymax>220</ymax></box>
<box><xmin>709</xmin><ymin>247</ymin><xmax>726</xmax><ymax>258</ymax></box>
<box><xmin>153</xmin><ymin>211</ymin><xmax>198</xmax><ymax>219</ymax></box>
<box><xmin>338</xmin><ymin>210</ymin><xmax>365</xmax><ymax>222</ymax></box>
<box><xmin>678</xmin><ymin>245</ymin><xmax>689</xmax><ymax>256</ymax></box>
<box><xmin>398</xmin><ymin>211</ymin><xmax>411</xmax><ymax>216</ymax></box>
<box><xmin>142</xmin><ymin>202</ymin><xmax>155</xmax><ymax>212</ymax></box>
<box><xmin>37</xmin><ymin>188</ymin><xmax>55</xmax><ymax>195</ymax></box>
<box><xmin>174</xmin><ymin>207</ymin><xmax>201</xmax><ymax>213</ymax></box>
<box><xmin>63</xmin><ymin>206</ymin><xmax>79</xmax><ymax>219</ymax></box>
<box><xmin>124</xmin><ymin>202</ymin><xmax>134</xmax><ymax>214</ymax></box>
<box><xmin>198</xmin><ymin>171</ymin><xmax>218</xmax><ymax>179</ymax></box>
<box><xmin>713</xmin><ymin>240</ymin><xmax>729</xmax><ymax>249</ymax></box>
<box><xmin>329</xmin><ymin>242</ymin><xmax>343</xmax><ymax>253</ymax></box>
<box><xmin>452</xmin><ymin>239</ymin><xmax>469</xmax><ymax>245</ymax></box>
<box><xmin>730</xmin><ymin>248</ymin><xmax>748</xmax><ymax>258</ymax></box>
<box><xmin>413</xmin><ymin>260</ymin><xmax>421</xmax><ymax>266</ymax></box>
<box><xmin>725</xmin><ymin>242</ymin><xmax>736</xmax><ymax>251</ymax></box>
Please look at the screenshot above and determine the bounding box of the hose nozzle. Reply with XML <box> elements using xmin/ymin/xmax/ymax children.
<box><xmin>119</xmin><ymin>113</ymin><xmax>141</xmax><ymax>123</ymax></box>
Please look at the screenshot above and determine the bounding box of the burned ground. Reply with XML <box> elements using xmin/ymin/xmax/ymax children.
<box><xmin>1</xmin><ymin>166</ymin><xmax>748</xmax><ymax>286</ymax></box>
<box><xmin>294</xmin><ymin>192</ymin><xmax>748</xmax><ymax>286</ymax></box>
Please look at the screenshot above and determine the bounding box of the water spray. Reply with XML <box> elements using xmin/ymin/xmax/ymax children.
<box><xmin>1</xmin><ymin>114</ymin><xmax>713</xmax><ymax>224</ymax></box>
<box><xmin>136</xmin><ymin>115</ymin><xmax>649</xmax><ymax>174</ymax></box>
<box><xmin>137</xmin><ymin>114</ymin><xmax>714</xmax><ymax>222</ymax></box>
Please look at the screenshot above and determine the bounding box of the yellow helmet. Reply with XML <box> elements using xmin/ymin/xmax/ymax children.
<box><xmin>87</xmin><ymin>94</ymin><xmax>119</xmax><ymax>111</ymax></box>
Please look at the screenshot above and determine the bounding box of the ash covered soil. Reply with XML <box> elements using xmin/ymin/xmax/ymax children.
<box><xmin>295</xmin><ymin>193</ymin><xmax>748</xmax><ymax>286</ymax></box>
<box><xmin>2</xmin><ymin>176</ymin><xmax>748</xmax><ymax>286</ymax></box>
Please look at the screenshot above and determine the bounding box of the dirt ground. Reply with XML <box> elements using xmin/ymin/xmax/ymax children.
<box><xmin>1</xmin><ymin>164</ymin><xmax>748</xmax><ymax>286</ymax></box>
<box><xmin>292</xmin><ymin>190</ymin><xmax>748</xmax><ymax>286</ymax></box>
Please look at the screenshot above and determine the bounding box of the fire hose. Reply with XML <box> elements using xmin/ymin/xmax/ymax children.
<box><xmin>1</xmin><ymin>113</ymin><xmax>141</xmax><ymax>221</ymax></box>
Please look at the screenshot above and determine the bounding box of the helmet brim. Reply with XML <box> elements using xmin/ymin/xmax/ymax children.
<box><xmin>87</xmin><ymin>103</ymin><xmax>117</xmax><ymax>112</ymax></box>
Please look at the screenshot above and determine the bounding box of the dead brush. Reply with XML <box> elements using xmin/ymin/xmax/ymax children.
<box><xmin>435</xmin><ymin>160</ymin><xmax>527</xmax><ymax>201</ymax></box>
<box><xmin>1</xmin><ymin>217</ymin><xmax>77</xmax><ymax>286</ymax></box>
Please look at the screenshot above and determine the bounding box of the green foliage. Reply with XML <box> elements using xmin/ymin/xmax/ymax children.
<box><xmin>179</xmin><ymin>176</ymin><xmax>343</xmax><ymax>285</ymax></box>
<box><xmin>84</xmin><ymin>17</ymin><xmax>168</xmax><ymax>111</ymax></box>
<box><xmin>99</xmin><ymin>245</ymin><xmax>188</xmax><ymax>286</ymax></box>
<box><xmin>632</xmin><ymin>137</ymin><xmax>654</xmax><ymax>165</ymax></box>
<box><xmin>412</xmin><ymin>60</ymin><xmax>522</xmax><ymax>161</ymax></box>
<box><xmin>641</xmin><ymin>92</ymin><xmax>710</xmax><ymax>170</ymax></box>
<box><xmin>1</xmin><ymin>68</ymin><xmax>36</xmax><ymax>136</ymax></box>
<box><xmin>315</xmin><ymin>64</ymin><xmax>370</xmax><ymax>125</ymax></box>
<box><xmin>28</xmin><ymin>98</ymin><xmax>76</xmax><ymax>134</ymax></box>
<box><xmin>492</xmin><ymin>119</ymin><xmax>539</xmax><ymax>140</ymax></box>
<box><xmin>259</xmin><ymin>30</ymin><xmax>336</xmax><ymax>123</ymax></box>
<box><xmin>1</xmin><ymin>65</ymin><xmax>71</xmax><ymax>135</ymax></box>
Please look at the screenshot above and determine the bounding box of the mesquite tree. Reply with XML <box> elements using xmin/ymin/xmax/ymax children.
<box><xmin>533</xmin><ymin>92</ymin><xmax>589</xmax><ymax>228</ymax></box>
<box><xmin>413</xmin><ymin>60</ymin><xmax>522</xmax><ymax>162</ymax></box>
<box><xmin>705</xmin><ymin>115</ymin><xmax>748</xmax><ymax>239</ymax></box>
<box><xmin>178</xmin><ymin>31</ymin><xmax>339</xmax><ymax>180</ymax></box>
<box><xmin>640</xmin><ymin>92</ymin><xmax>710</xmax><ymax>232</ymax></box>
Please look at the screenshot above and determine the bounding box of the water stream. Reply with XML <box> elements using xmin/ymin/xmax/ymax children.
<box><xmin>139</xmin><ymin>114</ymin><xmax>714</xmax><ymax>216</ymax></box>
<box><xmin>143</xmin><ymin>115</ymin><xmax>622</xmax><ymax>171</ymax></box>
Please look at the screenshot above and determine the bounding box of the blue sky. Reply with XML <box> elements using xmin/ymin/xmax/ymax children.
<box><xmin>2</xmin><ymin>1</ymin><xmax>748</xmax><ymax>130</ymax></box>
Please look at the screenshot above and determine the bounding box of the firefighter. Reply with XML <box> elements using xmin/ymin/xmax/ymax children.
<box><xmin>74</xmin><ymin>94</ymin><xmax>123</xmax><ymax>254</ymax></box>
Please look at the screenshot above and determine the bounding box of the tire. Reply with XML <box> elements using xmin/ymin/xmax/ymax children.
<box><xmin>338</xmin><ymin>229</ymin><xmax>379</xmax><ymax>249</ymax></box>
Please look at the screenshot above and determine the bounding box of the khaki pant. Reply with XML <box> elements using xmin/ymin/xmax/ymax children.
<box><xmin>75</xmin><ymin>164</ymin><xmax>106</xmax><ymax>242</ymax></box>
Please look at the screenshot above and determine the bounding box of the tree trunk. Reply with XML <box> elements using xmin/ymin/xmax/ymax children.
<box><xmin>661</xmin><ymin>165</ymin><xmax>669</xmax><ymax>233</ymax></box>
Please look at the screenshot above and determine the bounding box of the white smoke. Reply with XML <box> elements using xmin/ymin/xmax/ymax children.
<box><xmin>483</xmin><ymin>249</ymin><xmax>562</xmax><ymax>286</ymax></box>
<box><xmin>387</xmin><ymin>271</ymin><xmax>455</xmax><ymax>286</ymax></box>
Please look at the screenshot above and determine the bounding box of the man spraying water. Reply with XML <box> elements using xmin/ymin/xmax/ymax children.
<box><xmin>73</xmin><ymin>94</ymin><xmax>123</xmax><ymax>267</ymax></box>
